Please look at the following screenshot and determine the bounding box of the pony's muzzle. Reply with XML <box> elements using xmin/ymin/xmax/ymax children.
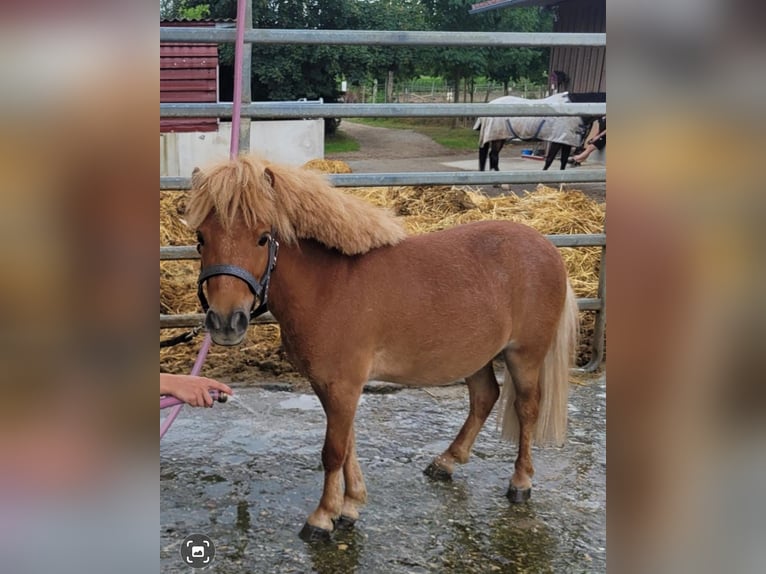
<box><xmin>205</xmin><ymin>308</ymin><xmax>249</xmax><ymax>345</ymax></box>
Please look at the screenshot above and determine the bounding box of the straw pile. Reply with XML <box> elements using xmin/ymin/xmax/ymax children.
<box><xmin>303</xmin><ymin>158</ymin><xmax>353</xmax><ymax>174</ymax></box>
<box><xmin>160</xmin><ymin>191</ymin><xmax>198</xmax><ymax>317</ymax></box>
<box><xmin>160</xmin><ymin>162</ymin><xmax>605</xmax><ymax>383</ymax></box>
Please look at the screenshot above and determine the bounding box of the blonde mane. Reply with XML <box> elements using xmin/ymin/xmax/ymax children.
<box><xmin>185</xmin><ymin>155</ymin><xmax>406</xmax><ymax>255</ymax></box>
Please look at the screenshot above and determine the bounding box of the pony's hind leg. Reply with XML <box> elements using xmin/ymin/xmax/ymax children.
<box><xmin>424</xmin><ymin>362</ymin><xmax>500</xmax><ymax>480</ymax></box>
<box><xmin>337</xmin><ymin>427</ymin><xmax>367</xmax><ymax>528</ymax></box>
<box><xmin>501</xmin><ymin>348</ymin><xmax>543</xmax><ymax>502</ymax></box>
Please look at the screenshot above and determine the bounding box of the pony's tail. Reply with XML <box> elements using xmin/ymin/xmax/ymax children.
<box><xmin>499</xmin><ymin>282</ymin><xmax>578</xmax><ymax>446</ymax></box>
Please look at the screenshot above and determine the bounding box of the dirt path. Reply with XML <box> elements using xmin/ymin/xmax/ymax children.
<box><xmin>327</xmin><ymin>121</ymin><xmax>471</xmax><ymax>173</ymax></box>
<box><xmin>327</xmin><ymin>120</ymin><xmax>606</xmax><ymax>202</ymax></box>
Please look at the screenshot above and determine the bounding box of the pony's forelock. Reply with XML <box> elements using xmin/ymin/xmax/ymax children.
<box><xmin>184</xmin><ymin>155</ymin><xmax>406</xmax><ymax>255</ymax></box>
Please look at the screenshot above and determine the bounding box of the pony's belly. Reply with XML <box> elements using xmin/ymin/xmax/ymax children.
<box><xmin>370</xmin><ymin>344</ymin><xmax>504</xmax><ymax>386</ymax></box>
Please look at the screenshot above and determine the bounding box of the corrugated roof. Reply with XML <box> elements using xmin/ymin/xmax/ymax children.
<box><xmin>160</xmin><ymin>18</ymin><xmax>235</xmax><ymax>23</ymax></box>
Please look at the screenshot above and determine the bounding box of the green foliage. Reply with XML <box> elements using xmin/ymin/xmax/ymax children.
<box><xmin>484</xmin><ymin>7</ymin><xmax>553</xmax><ymax>91</ymax></box>
<box><xmin>170</xmin><ymin>1</ymin><xmax>554</xmax><ymax>105</ymax></box>
<box><xmin>161</xmin><ymin>1</ymin><xmax>211</xmax><ymax>20</ymax></box>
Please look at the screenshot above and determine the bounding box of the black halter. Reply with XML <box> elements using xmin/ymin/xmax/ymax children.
<box><xmin>197</xmin><ymin>233</ymin><xmax>279</xmax><ymax>320</ymax></box>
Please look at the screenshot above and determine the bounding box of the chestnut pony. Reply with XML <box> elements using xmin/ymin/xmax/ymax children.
<box><xmin>186</xmin><ymin>155</ymin><xmax>578</xmax><ymax>541</ymax></box>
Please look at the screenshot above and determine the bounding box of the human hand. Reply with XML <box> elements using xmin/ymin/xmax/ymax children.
<box><xmin>160</xmin><ymin>374</ymin><xmax>233</xmax><ymax>407</ymax></box>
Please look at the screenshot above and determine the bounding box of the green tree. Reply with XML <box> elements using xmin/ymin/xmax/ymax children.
<box><xmin>484</xmin><ymin>7</ymin><xmax>553</xmax><ymax>96</ymax></box>
<box><xmin>362</xmin><ymin>0</ymin><xmax>428</xmax><ymax>102</ymax></box>
<box><xmin>160</xmin><ymin>0</ymin><xmax>211</xmax><ymax>20</ymax></box>
<box><xmin>421</xmin><ymin>0</ymin><xmax>487</xmax><ymax>104</ymax></box>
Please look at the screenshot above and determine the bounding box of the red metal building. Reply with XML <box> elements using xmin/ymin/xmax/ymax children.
<box><xmin>160</xmin><ymin>19</ymin><xmax>222</xmax><ymax>133</ymax></box>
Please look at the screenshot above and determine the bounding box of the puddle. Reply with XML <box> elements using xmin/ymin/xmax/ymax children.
<box><xmin>278</xmin><ymin>393</ymin><xmax>323</xmax><ymax>411</ymax></box>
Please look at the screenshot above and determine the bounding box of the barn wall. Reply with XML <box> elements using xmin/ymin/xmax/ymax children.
<box><xmin>550</xmin><ymin>0</ymin><xmax>605</xmax><ymax>93</ymax></box>
<box><xmin>160</xmin><ymin>20</ymin><xmax>220</xmax><ymax>133</ymax></box>
<box><xmin>160</xmin><ymin>120</ymin><xmax>324</xmax><ymax>176</ymax></box>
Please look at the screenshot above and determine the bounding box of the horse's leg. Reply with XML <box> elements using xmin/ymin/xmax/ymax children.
<box><xmin>424</xmin><ymin>363</ymin><xmax>500</xmax><ymax>480</ymax></box>
<box><xmin>502</xmin><ymin>349</ymin><xmax>543</xmax><ymax>502</ymax></box>
<box><xmin>543</xmin><ymin>142</ymin><xmax>559</xmax><ymax>170</ymax></box>
<box><xmin>489</xmin><ymin>141</ymin><xmax>503</xmax><ymax>171</ymax></box>
<box><xmin>479</xmin><ymin>143</ymin><xmax>489</xmax><ymax>171</ymax></box>
<box><xmin>300</xmin><ymin>381</ymin><xmax>362</xmax><ymax>540</ymax></box>
<box><xmin>337</xmin><ymin>427</ymin><xmax>367</xmax><ymax>527</ymax></box>
<box><xmin>559</xmin><ymin>145</ymin><xmax>571</xmax><ymax>169</ymax></box>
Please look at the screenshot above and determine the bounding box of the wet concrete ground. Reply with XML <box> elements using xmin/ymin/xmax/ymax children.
<box><xmin>161</xmin><ymin>375</ymin><xmax>605</xmax><ymax>573</ymax></box>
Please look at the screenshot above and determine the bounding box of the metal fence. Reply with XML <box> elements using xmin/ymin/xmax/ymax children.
<box><xmin>159</xmin><ymin>17</ymin><xmax>606</xmax><ymax>371</ymax></box>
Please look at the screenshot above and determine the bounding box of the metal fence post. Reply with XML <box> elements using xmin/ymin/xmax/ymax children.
<box><xmin>578</xmin><ymin>245</ymin><xmax>606</xmax><ymax>372</ymax></box>
<box><xmin>238</xmin><ymin>0</ymin><xmax>252</xmax><ymax>154</ymax></box>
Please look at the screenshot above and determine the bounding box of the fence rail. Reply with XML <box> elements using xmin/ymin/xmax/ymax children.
<box><xmin>160</xmin><ymin>28</ymin><xmax>606</xmax><ymax>47</ymax></box>
<box><xmin>161</xmin><ymin>169</ymin><xmax>606</xmax><ymax>190</ymax></box>
<box><xmin>160</xmin><ymin>233</ymin><xmax>605</xmax><ymax>262</ymax></box>
<box><xmin>161</xmin><ymin>101</ymin><xmax>605</xmax><ymax>119</ymax></box>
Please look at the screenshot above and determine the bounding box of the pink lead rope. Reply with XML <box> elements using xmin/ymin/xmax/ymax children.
<box><xmin>161</xmin><ymin>0</ymin><xmax>247</xmax><ymax>439</ymax></box>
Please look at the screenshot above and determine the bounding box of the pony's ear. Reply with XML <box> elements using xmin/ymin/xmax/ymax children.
<box><xmin>191</xmin><ymin>166</ymin><xmax>204</xmax><ymax>188</ymax></box>
<box><xmin>264</xmin><ymin>167</ymin><xmax>275</xmax><ymax>188</ymax></box>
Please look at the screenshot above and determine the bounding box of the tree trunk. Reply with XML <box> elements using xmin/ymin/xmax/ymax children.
<box><xmin>386</xmin><ymin>69</ymin><xmax>394</xmax><ymax>103</ymax></box>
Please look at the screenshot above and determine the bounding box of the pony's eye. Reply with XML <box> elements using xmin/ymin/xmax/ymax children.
<box><xmin>196</xmin><ymin>232</ymin><xmax>204</xmax><ymax>252</ymax></box>
<box><xmin>258</xmin><ymin>233</ymin><xmax>270</xmax><ymax>246</ymax></box>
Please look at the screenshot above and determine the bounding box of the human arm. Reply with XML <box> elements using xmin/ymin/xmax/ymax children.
<box><xmin>587</xmin><ymin>128</ymin><xmax>606</xmax><ymax>145</ymax></box>
<box><xmin>160</xmin><ymin>373</ymin><xmax>233</xmax><ymax>407</ymax></box>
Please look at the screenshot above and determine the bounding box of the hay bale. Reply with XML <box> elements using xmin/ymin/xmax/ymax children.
<box><xmin>160</xmin><ymin>325</ymin><xmax>305</xmax><ymax>384</ymax></box>
<box><xmin>388</xmin><ymin>186</ymin><xmax>477</xmax><ymax>217</ymax></box>
<box><xmin>160</xmin><ymin>191</ymin><xmax>195</xmax><ymax>246</ymax></box>
<box><xmin>303</xmin><ymin>159</ymin><xmax>353</xmax><ymax>174</ymax></box>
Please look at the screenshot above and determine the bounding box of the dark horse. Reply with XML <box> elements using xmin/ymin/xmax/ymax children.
<box><xmin>475</xmin><ymin>92</ymin><xmax>606</xmax><ymax>171</ymax></box>
<box><xmin>187</xmin><ymin>155</ymin><xmax>578</xmax><ymax>540</ymax></box>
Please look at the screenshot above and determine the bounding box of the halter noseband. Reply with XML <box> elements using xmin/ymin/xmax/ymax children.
<box><xmin>197</xmin><ymin>233</ymin><xmax>279</xmax><ymax>320</ymax></box>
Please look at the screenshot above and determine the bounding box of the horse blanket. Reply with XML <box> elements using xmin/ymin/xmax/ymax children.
<box><xmin>473</xmin><ymin>92</ymin><xmax>585</xmax><ymax>148</ymax></box>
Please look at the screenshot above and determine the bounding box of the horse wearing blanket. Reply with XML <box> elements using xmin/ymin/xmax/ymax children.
<box><xmin>475</xmin><ymin>92</ymin><xmax>603</xmax><ymax>171</ymax></box>
<box><xmin>186</xmin><ymin>155</ymin><xmax>579</xmax><ymax>540</ymax></box>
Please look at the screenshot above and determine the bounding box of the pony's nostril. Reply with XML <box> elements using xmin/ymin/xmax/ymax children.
<box><xmin>205</xmin><ymin>309</ymin><xmax>222</xmax><ymax>331</ymax></box>
<box><xmin>231</xmin><ymin>310</ymin><xmax>249</xmax><ymax>333</ymax></box>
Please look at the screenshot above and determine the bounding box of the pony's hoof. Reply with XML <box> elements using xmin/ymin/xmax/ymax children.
<box><xmin>334</xmin><ymin>515</ymin><xmax>356</xmax><ymax>529</ymax></box>
<box><xmin>423</xmin><ymin>462</ymin><xmax>452</xmax><ymax>481</ymax></box>
<box><xmin>506</xmin><ymin>486</ymin><xmax>531</xmax><ymax>503</ymax></box>
<box><xmin>299</xmin><ymin>522</ymin><xmax>332</xmax><ymax>542</ymax></box>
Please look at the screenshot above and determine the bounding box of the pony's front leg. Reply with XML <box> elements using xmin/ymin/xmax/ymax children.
<box><xmin>559</xmin><ymin>144</ymin><xmax>572</xmax><ymax>169</ymax></box>
<box><xmin>478</xmin><ymin>143</ymin><xmax>489</xmax><ymax>171</ymax></box>
<box><xmin>299</xmin><ymin>382</ymin><xmax>362</xmax><ymax>541</ymax></box>
<box><xmin>489</xmin><ymin>141</ymin><xmax>503</xmax><ymax>171</ymax></box>
<box><xmin>543</xmin><ymin>142</ymin><xmax>559</xmax><ymax>170</ymax></box>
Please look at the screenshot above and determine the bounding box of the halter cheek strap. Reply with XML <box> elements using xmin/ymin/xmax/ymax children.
<box><xmin>197</xmin><ymin>234</ymin><xmax>279</xmax><ymax>320</ymax></box>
